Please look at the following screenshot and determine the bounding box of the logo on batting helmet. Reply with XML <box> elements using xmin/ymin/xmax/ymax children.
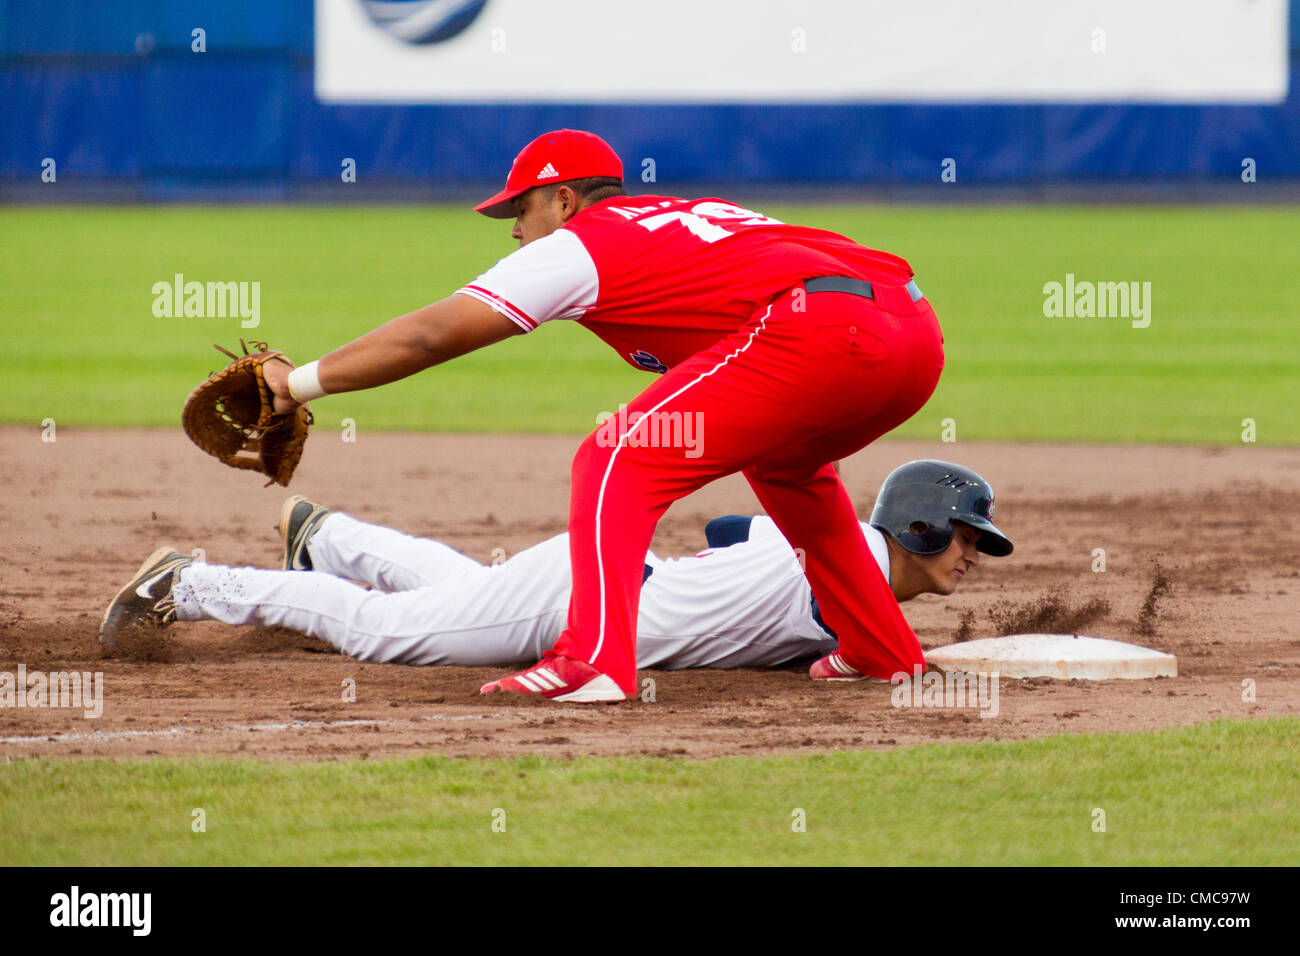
<box><xmin>869</xmin><ymin>460</ymin><xmax>1013</xmax><ymax>557</ymax></box>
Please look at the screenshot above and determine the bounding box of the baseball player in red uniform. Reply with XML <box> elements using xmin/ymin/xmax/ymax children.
<box><xmin>262</xmin><ymin>129</ymin><xmax>946</xmax><ymax>703</ymax></box>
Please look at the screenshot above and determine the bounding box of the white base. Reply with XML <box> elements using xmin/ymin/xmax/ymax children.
<box><xmin>926</xmin><ymin>634</ymin><xmax>1177</xmax><ymax>680</ymax></box>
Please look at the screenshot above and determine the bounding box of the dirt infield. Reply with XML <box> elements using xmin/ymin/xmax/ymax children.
<box><xmin>2</xmin><ymin>426</ymin><xmax>1297</xmax><ymax>760</ymax></box>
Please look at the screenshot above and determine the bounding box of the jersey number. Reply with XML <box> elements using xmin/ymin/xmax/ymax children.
<box><xmin>635</xmin><ymin>202</ymin><xmax>783</xmax><ymax>244</ymax></box>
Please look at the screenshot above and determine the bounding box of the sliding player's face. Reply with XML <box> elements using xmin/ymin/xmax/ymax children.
<box><xmin>914</xmin><ymin>522</ymin><xmax>982</xmax><ymax>596</ymax></box>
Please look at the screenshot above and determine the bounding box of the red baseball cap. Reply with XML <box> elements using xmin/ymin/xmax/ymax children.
<box><xmin>474</xmin><ymin>129</ymin><xmax>624</xmax><ymax>219</ymax></box>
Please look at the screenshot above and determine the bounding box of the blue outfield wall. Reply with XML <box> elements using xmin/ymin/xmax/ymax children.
<box><xmin>2</xmin><ymin>0</ymin><xmax>1298</xmax><ymax>195</ymax></box>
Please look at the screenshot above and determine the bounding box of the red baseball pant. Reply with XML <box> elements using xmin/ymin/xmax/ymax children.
<box><xmin>551</xmin><ymin>285</ymin><xmax>946</xmax><ymax>693</ymax></box>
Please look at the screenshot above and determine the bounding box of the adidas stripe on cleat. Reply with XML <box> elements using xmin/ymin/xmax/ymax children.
<box><xmin>480</xmin><ymin>652</ymin><xmax>626</xmax><ymax>703</ymax></box>
<box><xmin>809</xmin><ymin>651</ymin><xmax>866</xmax><ymax>681</ymax></box>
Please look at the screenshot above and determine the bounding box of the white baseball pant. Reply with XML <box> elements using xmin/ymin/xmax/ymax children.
<box><xmin>170</xmin><ymin>513</ymin><xmax>875</xmax><ymax>668</ymax></box>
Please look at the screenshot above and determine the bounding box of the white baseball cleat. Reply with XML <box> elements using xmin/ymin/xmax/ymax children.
<box><xmin>480</xmin><ymin>652</ymin><xmax>627</xmax><ymax>703</ymax></box>
<box><xmin>99</xmin><ymin>546</ymin><xmax>195</xmax><ymax>650</ymax></box>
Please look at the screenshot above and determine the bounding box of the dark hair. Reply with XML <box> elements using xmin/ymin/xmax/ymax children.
<box><xmin>536</xmin><ymin>176</ymin><xmax>626</xmax><ymax>207</ymax></box>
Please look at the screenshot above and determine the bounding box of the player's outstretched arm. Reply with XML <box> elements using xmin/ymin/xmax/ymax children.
<box><xmin>265</xmin><ymin>295</ymin><xmax>521</xmax><ymax>409</ymax></box>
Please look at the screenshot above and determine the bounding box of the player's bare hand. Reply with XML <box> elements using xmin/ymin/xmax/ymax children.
<box><xmin>264</xmin><ymin>356</ymin><xmax>300</xmax><ymax>415</ymax></box>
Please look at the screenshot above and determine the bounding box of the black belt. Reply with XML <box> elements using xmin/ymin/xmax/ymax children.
<box><xmin>803</xmin><ymin>275</ymin><xmax>924</xmax><ymax>302</ymax></box>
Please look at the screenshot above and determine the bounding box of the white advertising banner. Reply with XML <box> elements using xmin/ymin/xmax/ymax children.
<box><xmin>316</xmin><ymin>0</ymin><xmax>1289</xmax><ymax>104</ymax></box>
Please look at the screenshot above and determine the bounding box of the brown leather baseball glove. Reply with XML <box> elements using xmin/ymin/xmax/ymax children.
<box><xmin>181</xmin><ymin>339</ymin><xmax>312</xmax><ymax>487</ymax></box>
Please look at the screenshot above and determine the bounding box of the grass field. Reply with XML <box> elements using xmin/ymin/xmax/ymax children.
<box><xmin>2</xmin><ymin>718</ymin><xmax>1295</xmax><ymax>866</ymax></box>
<box><xmin>1</xmin><ymin>203</ymin><xmax>1295</xmax><ymax>443</ymax></box>
<box><xmin>2</xmin><ymin>202</ymin><xmax>1294</xmax><ymax>868</ymax></box>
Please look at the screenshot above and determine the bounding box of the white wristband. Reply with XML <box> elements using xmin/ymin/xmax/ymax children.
<box><xmin>287</xmin><ymin>361</ymin><xmax>327</xmax><ymax>403</ymax></box>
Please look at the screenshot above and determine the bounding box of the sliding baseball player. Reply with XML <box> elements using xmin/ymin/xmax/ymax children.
<box><xmin>100</xmin><ymin>461</ymin><xmax>1012</xmax><ymax>676</ymax></box>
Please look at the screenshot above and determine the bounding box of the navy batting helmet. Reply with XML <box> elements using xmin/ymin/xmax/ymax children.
<box><xmin>869</xmin><ymin>460</ymin><xmax>1013</xmax><ymax>557</ymax></box>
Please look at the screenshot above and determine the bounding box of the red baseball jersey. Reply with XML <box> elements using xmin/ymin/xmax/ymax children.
<box><xmin>456</xmin><ymin>195</ymin><xmax>917</xmax><ymax>371</ymax></box>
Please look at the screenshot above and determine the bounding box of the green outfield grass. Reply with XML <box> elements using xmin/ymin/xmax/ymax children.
<box><xmin>0</xmin><ymin>204</ymin><xmax>1294</xmax><ymax>444</ymax></box>
<box><xmin>1</xmin><ymin>717</ymin><xmax>1294</xmax><ymax>866</ymax></box>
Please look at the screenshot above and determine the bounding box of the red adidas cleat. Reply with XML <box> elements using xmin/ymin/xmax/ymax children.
<box><xmin>810</xmin><ymin>651</ymin><xmax>867</xmax><ymax>681</ymax></box>
<box><xmin>810</xmin><ymin>652</ymin><xmax>899</xmax><ymax>683</ymax></box>
<box><xmin>480</xmin><ymin>652</ymin><xmax>627</xmax><ymax>703</ymax></box>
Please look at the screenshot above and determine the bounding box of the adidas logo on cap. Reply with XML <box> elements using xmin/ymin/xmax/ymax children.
<box><xmin>537</xmin><ymin>162</ymin><xmax>559</xmax><ymax>180</ymax></box>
